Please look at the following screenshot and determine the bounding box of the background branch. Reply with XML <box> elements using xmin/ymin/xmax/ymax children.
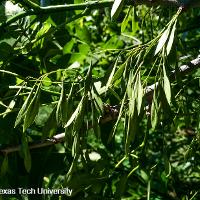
<box><xmin>133</xmin><ymin>0</ymin><xmax>200</xmax><ymax>8</ymax></box>
<box><xmin>145</xmin><ymin>55</ymin><xmax>200</xmax><ymax>96</ymax></box>
<box><xmin>1</xmin><ymin>0</ymin><xmax>200</xmax><ymax>29</ymax></box>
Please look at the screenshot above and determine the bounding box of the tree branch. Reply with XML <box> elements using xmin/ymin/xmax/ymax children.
<box><xmin>133</xmin><ymin>0</ymin><xmax>200</xmax><ymax>8</ymax></box>
<box><xmin>145</xmin><ymin>55</ymin><xmax>200</xmax><ymax>96</ymax></box>
<box><xmin>0</xmin><ymin>133</ymin><xmax>65</xmax><ymax>155</ymax></box>
<box><xmin>1</xmin><ymin>55</ymin><xmax>199</xmax><ymax>155</ymax></box>
<box><xmin>1</xmin><ymin>0</ymin><xmax>200</xmax><ymax>29</ymax></box>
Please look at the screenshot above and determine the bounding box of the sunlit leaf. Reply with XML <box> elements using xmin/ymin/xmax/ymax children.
<box><xmin>137</xmin><ymin>73</ymin><xmax>143</xmax><ymax>115</ymax></box>
<box><xmin>64</xmin><ymin>96</ymin><xmax>86</xmax><ymax>128</ymax></box>
<box><xmin>42</xmin><ymin>76</ymin><xmax>52</xmax><ymax>87</ymax></box>
<box><xmin>63</xmin><ymin>39</ymin><xmax>74</xmax><ymax>54</ymax></box>
<box><xmin>15</xmin><ymin>85</ymin><xmax>35</xmax><ymax>127</ymax></box>
<box><xmin>112</xmin><ymin>62</ymin><xmax>126</xmax><ymax>83</ymax></box>
<box><xmin>127</xmin><ymin>70</ymin><xmax>134</xmax><ymax>99</ymax></box>
<box><xmin>167</xmin><ymin>20</ymin><xmax>177</xmax><ymax>55</ymax></box>
<box><xmin>92</xmin><ymin>87</ymin><xmax>103</xmax><ymax>114</ymax></box>
<box><xmin>33</xmin><ymin>21</ymin><xmax>51</xmax><ymax>48</ymax></box>
<box><xmin>132</xmin><ymin>7</ymin><xmax>139</xmax><ymax>35</ymax></box>
<box><xmin>3</xmin><ymin>99</ymin><xmax>16</xmax><ymax>117</ymax></box>
<box><xmin>111</xmin><ymin>0</ymin><xmax>125</xmax><ymax>21</ymax></box>
<box><xmin>60</xmin><ymin>93</ymin><xmax>70</xmax><ymax>126</ymax></box>
<box><xmin>56</xmin><ymin>79</ymin><xmax>65</xmax><ymax>125</ymax></box>
<box><xmin>155</xmin><ymin>28</ymin><xmax>170</xmax><ymax>55</ymax></box>
<box><xmin>23</xmin><ymin>85</ymin><xmax>41</xmax><ymax>132</ymax></box>
<box><xmin>151</xmin><ymin>90</ymin><xmax>158</xmax><ymax>130</ymax></box>
<box><xmin>105</xmin><ymin>59</ymin><xmax>118</xmax><ymax>92</ymax></box>
<box><xmin>164</xmin><ymin>156</ymin><xmax>171</xmax><ymax>178</ymax></box>
<box><xmin>163</xmin><ymin>65</ymin><xmax>171</xmax><ymax>105</ymax></box>
<box><xmin>75</xmin><ymin>25</ymin><xmax>90</xmax><ymax>44</ymax></box>
<box><xmin>121</xmin><ymin>7</ymin><xmax>131</xmax><ymax>32</ymax></box>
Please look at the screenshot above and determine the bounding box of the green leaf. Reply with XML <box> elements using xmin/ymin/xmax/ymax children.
<box><xmin>163</xmin><ymin>65</ymin><xmax>171</xmax><ymax>105</ymax></box>
<box><xmin>92</xmin><ymin>87</ymin><xmax>103</xmax><ymax>114</ymax></box>
<box><xmin>167</xmin><ymin>20</ymin><xmax>177</xmax><ymax>55</ymax></box>
<box><xmin>8</xmin><ymin>99</ymin><xmax>16</xmax><ymax>110</ymax></box>
<box><xmin>23</xmin><ymin>85</ymin><xmax>41</xmax><ymax>132</ymax></box>
<box><xmin>56</xmin><ymin>80</ymin><xmax>65</xmax><ymax>125</ymax></box>
<box><xmin>126</xmin><ymin>103</ymin><xmax>138</xmax><ymax>154</ymax></box>
<box><xmin>112</xmin><ymin>62</ymin><xmax>126</xmax><ymax>83</ymax></box>
<box><xmin>21</xmin><ymin>133</ymin><xmax>31</xmax><ymax>173</ymax></box>
<box><xmin>64</xmin><ymin>95</ymin><xmax>86</xmax><ymax>128</ymax></box>
<box><xmin>121</xmin><ymin>7</ymin><xmax>131</xmax><ymax>32</ymax></box>
<box><xmin>125</xmin><ymin>71</ymin><xmax>141</xmax><ymax>153</ymax></box>
<box><xmin>137</xmin><ymin>73</ymin><xmax>143</xmax><ymax>115</ymax></box>
<box><xmin>74</xmin><ymin>0</ymin><xmax>84</xmax><ymax>14</ymax></box>
<box><xmin>103</xmin><ymin>35</ymin><xmax>124</xmax><ymax>49</ymax></box>
<box><xmin>33</xmin><ymin>21</ymin><xmax>52</xmax><ymax>48</ymax></box>
<box><xmin>140</xmin><ymin>170</ymin><xmax>149</xmax><ymax>183</ymax></box>
<box><xmin>91</xmin><ymin>98</ymin><xmax>101</xmax><ymax>138</ymax></box>
<box><xmin>3</xmin><ymin>99</ymin><xmax>16</xmax><ymax>117</ymax></box>
<box><xmin>63</xmin><ymin>39</ymin><xmax>74</xmax><ymax>54</ymax></box>
<box><xmin>78</xmin><ymin>43</ymin><xmax>90</xmax><ymax>55</ymax></box>
<box><xmin>159</xmin><ymin>86</ymin><xmax>172</xmax><ymax>122</ymax></box>
<box><xmin>105</xmin><ymin>57</ymin><xmax>118</xmax><ymax>92</ymax></box>
<box><xmin>155</xmin><ymin>28</ymin><xmax>170</xmax><ymax>55</ymax></box>
<box><xmin>111</xmin><ymin>0</ymin><xmax>125</xmax><ymax>21</ymax></box>
<box><xmin>65</xmin><ymin>156</ymin><xmax>79</xmax><ymax>183</ymax></box>
<box><xmin>151</xmin><ymin>90</ymin><xmax>158</xmax><ymax>130</ymax></box>
<box><xmin>0</xmin><ymin>156</ymin><xmax>8</xmax><ymax>176</ymax></box>
<box><xmin>42</xmin><ymin>106</ymin><xmax>57</xmax><ymax>138</ymax></box>
<box><xmin>127</xmin><ymin>70</ymin><xmax>134</xmax><ymax>99</ymax></box>
<box><xmin>84</xmin><ymin>63</ymin><xmax>93</xmax><ymax>93</ymax></box>
<box><xmin>164</xmin><ymin>156</ymin><xmax>171</xmax><ymax>178</ymax></box>
<box><xmin>42</xmin><ymin>76</ymin><xmax>52</xmax><ymax>87</ymax></box>
<box><xmin>132</xmin><ymin>7</ymin><xmax>139</xmax><ymax>35</ymax></box>
<box><xmin>75</xmin><ymin>25</ymin><xmax>90</xmax><ymax>44</ymax></box>
<box><xmin>60</xmin><ymin>95</ymin><xmax>70</xmax><ymax>126</ymax></box>
<box><xmin>72</xmin><ymin>134</ymin><xmax>79</xmax><ymax>157</ymax></box>
<box><xmin>108</xmin><ymin>93</ymin><xmax>126</xmax><ymax>142</ymax></box>
<box><xmin>14</xmin><ymin>85</ymin><xmax>35</xmax><ymax>127</ymax></box>
<box><xmin>109</xmin><ymin>87</ymin><xmax>121</xmax><ymax>102</ymax></box>
<box><xmin>56</xmin><ymin>81</ymin><xmax>74</xmax><ymax>126</ymax></box>
<box><xmin>24</xmin><ymin>148</ymin><xmax>31</xmax><ymax>173</ymax></box>
<box><xmin>73</xmin><ymin>96</ymin><xmax>87</xmax><ymax>135</ymax></box>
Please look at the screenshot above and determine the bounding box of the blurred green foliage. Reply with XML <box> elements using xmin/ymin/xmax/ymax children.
<box><xmin>0</xmin><ymin>0</ymin><xmax>200</xmax><ymax>199</ymax></box>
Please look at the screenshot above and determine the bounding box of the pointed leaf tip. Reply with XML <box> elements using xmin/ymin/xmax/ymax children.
<box><xmin>111</xmin><ymin>0</ymin><xmax>125</xmax><ymax>21</ymax></box>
